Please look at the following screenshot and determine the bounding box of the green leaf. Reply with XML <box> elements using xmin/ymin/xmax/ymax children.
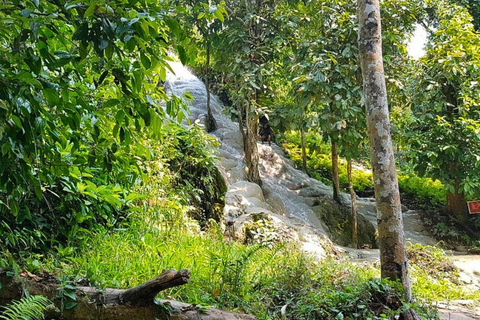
<box><xmin>43</xmin><ymin>88</ymin><xmax>59</xmax><ymax>106</ymax></box>
<box><xmin>119</xmin><ymin>127</ymin><xmax>125</xmax><ymax>142</ymax></box>
<box><xmin>165</xmin><ymin>18</ymin><xmax>181</xmax><ymax>37</ymax></box>
<box><xmin>84</xmin><ymin>2</ymin><xmax>97</xmax><ymax>18</ymax></box>
<box><xmin>10</xmin><ymin>115</ymin><xmax>22</xmax><ymax>129</ymax></box>
<box><xmin>177</xmin><ymin>45</ymin><xmax>187</xmax><ymax>65</ymax></box>
<box><xmin>159</xmin><ymin>67</ymin><xmax>167</xmax><ymax>82</ymax></box>
<box><xmin>34</xmin><ymin>186</ymin><xmax>44</xmax><ymax>200</ymax></box>
<box><xmin>214</xmin><ymin>9</ymin><xmax>224</xmax><ymax>22</ymax></box>
<box><xmin>20</xmin><ymin>9</ymin><xmax>30</xmax><ymax>17</ymax></box>
<box><xmin>140</xmin><ymin>53</ymin><xmax>151</xmax><ymax>69</ymax></box>
<box><xmin>64</xmin><ymin>301</ymin><xmax>78</xmax><ymax>310</ymax></box>
<box><xmin>0</xmin><ymin>99</ymin><xmax>8</xmax><ymax>110</ymax></box>
<box><xmin>2</xmin><ymin>143</ymin><xmax>11</xmax><ymax>155</ymax></box>
<box><xmin>133</xmin><ymin>70</ymin><xmax>143</xmax><ymax>92</ymax></box>
<box><xmin>63</xmin><ymin>291</ymin><xmax>77</xmax><ymax>301</ymax></box>
<box><xmin>105</xmin><ymin>44</ymin><xmax>114</xmax><ymax>59</ymax></box>
<box><xmin>104</xmin><ymin>99</ymin><xmax>120</xmax><ymax>108</ymax></box>
<box><xmin>11</xmin><ymin>202</ymin><xmax>19</xmax><ymax>216</ymax></box>
<box><xmin>72</xmin><ymin>23</ymin><xmax>89</xmax><ymax>41</ymax></box>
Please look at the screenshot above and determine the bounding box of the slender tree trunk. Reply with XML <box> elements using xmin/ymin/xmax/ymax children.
<box><xmin>331</xmin><ymin>140</ymin><xmax>341</xmax><ymax>203</ymax></box>
<box><xmin>205</xmin><ymin>41</ymin><xmax>217</xmax><ymax>133</ymax></box>
<box><xmin>237</xmin><ymin>103</ymin><xmax>246</xmax><ymax>146</ymax></box>
<box><xmin>301</xmin><ymin>127</ymin><xmax>307</xmax><ymax>173</ymax></box>
<box><xmin>348</xmin><ymin>159</ymin><xmax>358</xmax><ymax>249</ymax></box>
<box><xmin>358</xmin><ymin>0</ymin><xmax>412</xmax><ymax>301</ymax></box>
<box><xmin>244</xmin><ymin>103</ymin><xmax>261</xmax><ymax>185</ymax></box>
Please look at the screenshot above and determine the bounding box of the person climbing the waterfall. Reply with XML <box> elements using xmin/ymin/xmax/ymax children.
<box><xmin>259</xmin><ymin>122</ymin><xmax>273</xmax><ymax>146</ymax></box>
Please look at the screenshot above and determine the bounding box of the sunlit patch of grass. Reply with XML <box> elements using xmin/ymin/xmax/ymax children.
<box><xmin>407</xmin><ymin>244</ymin><xmax>480</xmax><ymax>304</ymax></box>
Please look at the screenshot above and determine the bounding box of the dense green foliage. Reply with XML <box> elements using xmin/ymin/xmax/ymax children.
<box><xmin>0</xmin><ymin>0</ymin><xmax>207</xmax><ymax>254</ymax></box>
<box><xmin>9</xmin><ymin>194</ymin><xmax>475</xmax><ymax>319</ymax></box>
<box><xmin>404</xmin><ymin>0</ymin><xmax>480</xmax><ymax>201</ymax></box>
<box><xmin>281</xmin><ymin>130</ymin><xmax>448</xmax><ymax>202</ymax></box>
<box><xmin>2</xmin><ymin>0</ymin><xmax>480</xmax><ymax>318</ymax></box>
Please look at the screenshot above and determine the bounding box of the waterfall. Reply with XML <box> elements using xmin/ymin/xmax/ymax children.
<box><xmin>165</xmin><ymin>61</ymin><xmax>438</xmax><ymax>258</ymax></box>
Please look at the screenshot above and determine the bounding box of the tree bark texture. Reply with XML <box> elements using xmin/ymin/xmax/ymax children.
<box><xmin>357</xmin><ymin>0</ymin><xmax>412</xmax><ymax>300</ymax></box>
<box><xmin>447</xmin><ymin>191</ymin><xmax>467</xmax><ymax>216</ymax></box>
<box><xmin>348</xmin><ymin>160</ymin><xmax>358</xmax><ymax>249</ymax></box>
<box><xmin>331</xmin><ymin>140</ymin><xmax>341</xmax><ymax>203</ymax></box>
<box><xmin>301</xmin><ymin>127</ymin><xmax>307</xmax><ymax>173</ymax></box>
<box><xmin>205</xmin><ymin>41</ymin><xmax>217</xmax><ymax>133</ymax></box>
<box><xmin>237</xmin><ymin>102</ymin><xmax>246</xmax><ymax>147</ymax></box>
<box><xmin>0</xmin><ymin>269</ymin><xmax>255</xmax><ymax>320</ymax></box>
<box><xmin>446</xmin><ymin>179</ymin><xmax>467</xmax><ymax>216</ymax></box>
<box><xmin>244</xmin><ymin>107</ymin><xmax>262</xmax><ymax>186</ymax></box>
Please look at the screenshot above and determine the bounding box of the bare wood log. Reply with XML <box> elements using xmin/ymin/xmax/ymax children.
<box><xmin>0</xmin><ymin>270</ymin><xmax>255</xmax><ymax>320</ymax></box>
<box><xmin>120</xmin><ymin>269</ymin><xmax>190</xmax><ymax>306</ymax></box>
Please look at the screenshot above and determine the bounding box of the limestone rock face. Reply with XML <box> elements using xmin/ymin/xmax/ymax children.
<box><xmin>165</xmin><ymin>62</ymin><xmax>438</xmax><ymax>257</ymax></box>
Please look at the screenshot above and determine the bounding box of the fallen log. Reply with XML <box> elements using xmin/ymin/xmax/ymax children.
<box><xmin>0</xmin><ymin>269</ymin><xmax>255</xmax><ymax>320</ymax></box>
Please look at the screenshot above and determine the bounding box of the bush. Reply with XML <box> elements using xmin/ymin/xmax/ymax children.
<box><xmin>398</xmin><ymin>175</ymin><xmax>446</xmax><ymax>205</ymax></box>
<box><xmin>0</xmin><ymin>123</ymin><xmax>224</xmax><ymax>264</ymax></box>
<box><xmin>281</xmin><ymin>130</ymin><xmax>449</xmax><ymax>205</ymax></box>
<box><xmin>282</xmin><ymin>131</ymin><xmax>373</xmax><ymax>192</ymax></box>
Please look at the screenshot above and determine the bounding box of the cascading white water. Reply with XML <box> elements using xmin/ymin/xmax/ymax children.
<box><xmin>165</xmin><ymin>61</ymin><xmax>439</xmax><ymax>257</ymax></box>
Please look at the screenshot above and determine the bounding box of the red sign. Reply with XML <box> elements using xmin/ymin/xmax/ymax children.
<box><xmin>467</xmin><ymin>201</ymin><xmax>480</xmax><ymax>214</ymax></box>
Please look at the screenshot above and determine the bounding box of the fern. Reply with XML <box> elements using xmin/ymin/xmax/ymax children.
<box><xmin>0</xmin><ymin>295</ymin><xmax>52</xmax><ymax>320</ymax></box>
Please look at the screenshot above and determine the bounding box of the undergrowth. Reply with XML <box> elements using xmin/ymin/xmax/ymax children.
<box><xmin>281</xmin><ymin>130</ymin><xmax>480</xmax><ymax>244</ymax></box>
<box><xmin>1</xmin><ymin>128</ymin><xmax>479</xmax><ymax>319</ymax></box>
<box><xmin>281</xmin><ymin>131</ymin><xmax>447</xmax><ymax>203</ymax></box>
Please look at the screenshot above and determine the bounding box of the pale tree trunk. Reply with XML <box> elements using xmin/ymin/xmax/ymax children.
<box><xmin>357</xmin><ymin>0</ymin><xmax>413</xmax><ymax>305</ymax></box>
<box><xmin>205</xmin><ymin>41</ymin><xmax>217</xmax><ymax>133</ymax></box>
<box><xmin>348</xmin><ymin>159</ymin><xmax>358</xmax><ymax>249</ymax></box>
<box><xmin>244</xmin><ymin>103</ymin><xmax>261</xmax><ymax>185</ymax></box>
<box><xmin>301</xmin><ymin>127</ymin><xmax>307</xmax><ymax>173</ymax></box>
<box><xmin>331</xmin><ymin>140</ymin><xmax>341</xmax><ymax>203</ymax></box>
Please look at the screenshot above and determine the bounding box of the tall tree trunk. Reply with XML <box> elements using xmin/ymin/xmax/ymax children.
<box><xmin>331</xmin><ymin>140</ymin><xmax>341</xmax><ymax>203</ymax></box>
<box><xmin>348</xmin><ymin>159</ymin><xmax>358</xmax><ymax>249</ymax></box>
<box><xmin>447</xmin><ymin>183</ymin><xmax>467</xmax><ymax>217</ymax></box>
<box><xmin>301</xmin><ymin>126</ymin><xmax>307</xmax><ymax>173</ymax></box>
<box><xmin>205</xmin><ymin>41</ymin><xmax>217</xmax><ymax>133</ymax></box>
<box><xmin>244</xmin><ymin>104</ymin><xmax>261</xmax><ymax>185</ymax></box>
<box><xmin>358</xmin><ymin>0</ymin><xmax>412</xmax><ymax>301</ymax></box>
<box><xmin>237</xmin><ymin>103</ymin><xmax>246</xmax><ymax>146</ymax></box>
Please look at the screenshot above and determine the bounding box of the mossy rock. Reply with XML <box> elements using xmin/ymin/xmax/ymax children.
<box><xmin>313</xmin><ymin>199</ymin><xmax>377</xmax><ymax>248</ymax></box>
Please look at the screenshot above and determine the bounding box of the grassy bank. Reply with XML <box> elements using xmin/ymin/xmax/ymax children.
<box><xmin>1</xmin><ymin>128</ymin><xmax>479</xmax><ymax>319</ymax></box>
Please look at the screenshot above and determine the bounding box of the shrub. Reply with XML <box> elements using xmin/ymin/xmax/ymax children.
<box><xmin>398</xmin><ymin>175</ymin><xmax>446</xmax><ymax>205</ymax></box>
<box><xmin>282</xmin><ymin>130</ymin><xmax>449</xmax><ymax>205</ymax></box>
